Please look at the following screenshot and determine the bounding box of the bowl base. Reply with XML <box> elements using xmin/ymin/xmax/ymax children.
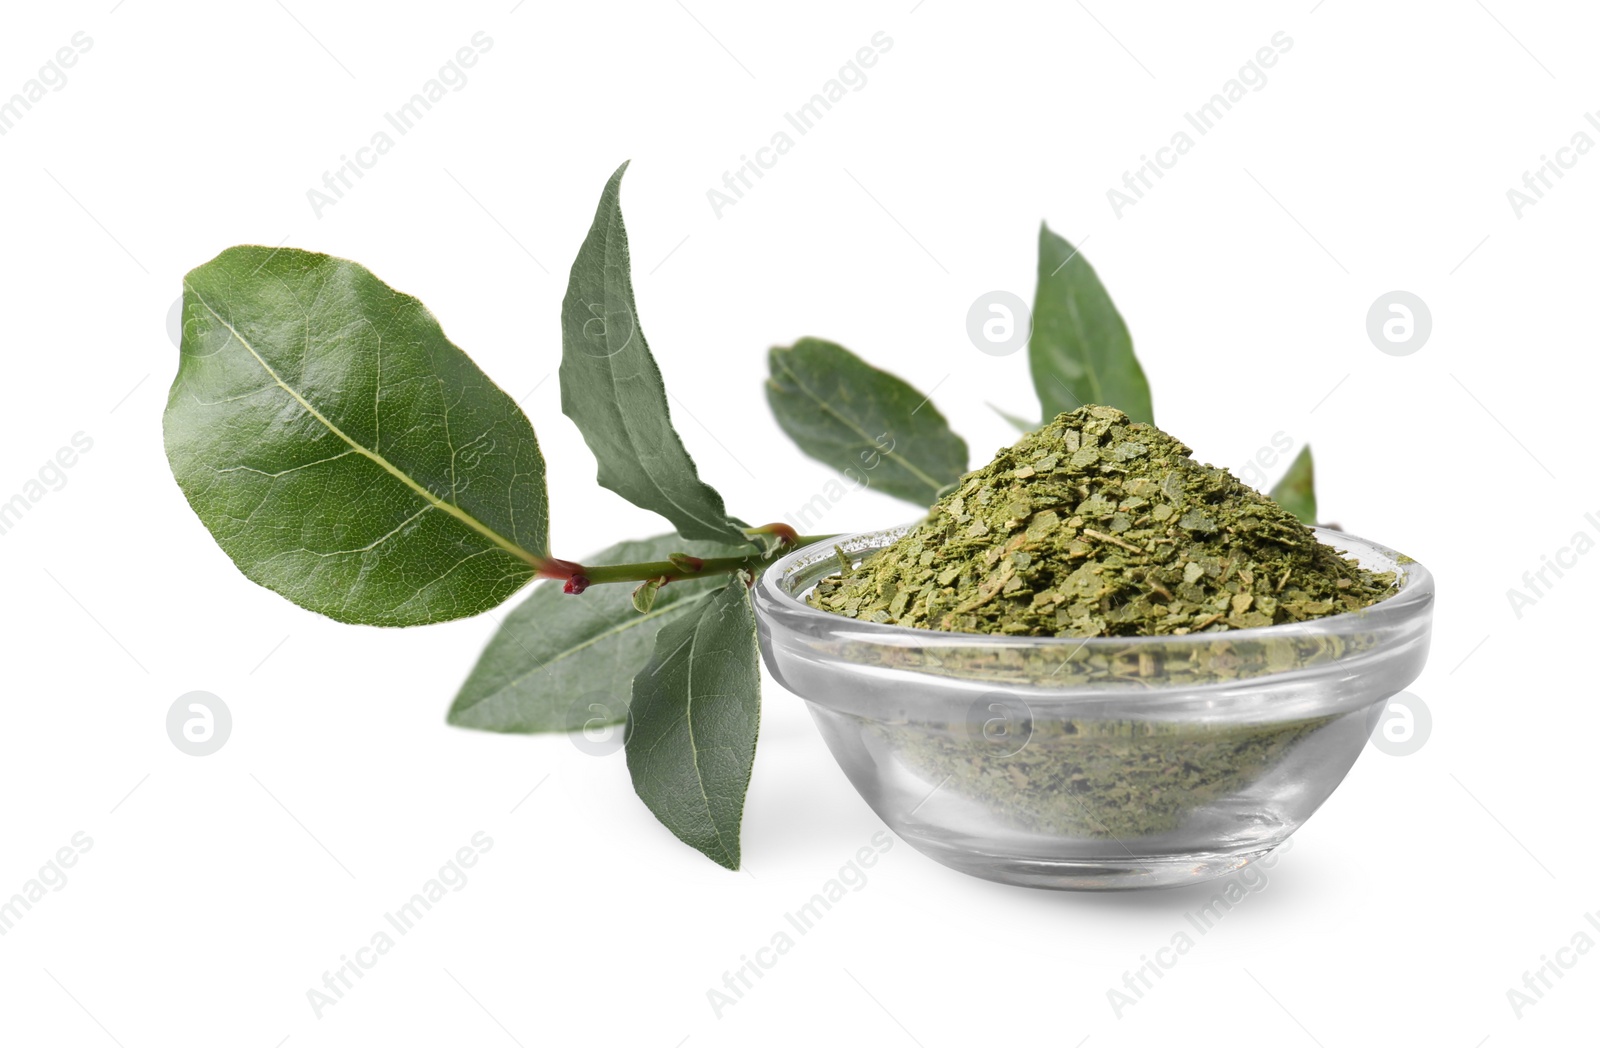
<box><xmin>902</xmin><ymin>835</ymin><xmax>1282</xmax><ymax>891</ymax></box>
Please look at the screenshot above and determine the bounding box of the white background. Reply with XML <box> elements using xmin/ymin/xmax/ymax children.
<box><xmin>1</xmin><ymin>0</ymin><xmax>1595</xmax><ymax>1044</ymax></box>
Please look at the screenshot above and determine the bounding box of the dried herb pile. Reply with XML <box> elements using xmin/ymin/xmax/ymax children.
<box><xmin>811</xmin><ymin>406</ymin><xmax>1395</xmax><ymax>637</ymax></box>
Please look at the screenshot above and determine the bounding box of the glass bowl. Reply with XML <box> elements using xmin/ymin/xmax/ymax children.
<box><xmin>752</xmin><ymin>526</ymin><xmax>1433</xmax><ymax>891</ymax></box>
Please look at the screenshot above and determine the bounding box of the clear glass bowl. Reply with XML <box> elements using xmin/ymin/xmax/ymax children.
<box><xmin>752</xmin><ymin>526</ymin><xmax>1433</xmax><ymax>890</ymax></box>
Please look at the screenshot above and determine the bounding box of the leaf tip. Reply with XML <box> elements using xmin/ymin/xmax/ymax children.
<box><xmin>1268</xmin><ymin>445</ymin><xmax>1318</xmax><ymax>525</ymax></box>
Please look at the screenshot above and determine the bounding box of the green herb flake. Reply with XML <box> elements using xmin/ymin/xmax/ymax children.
<box><xmin>810</xmin><ymin>405</ymin><xmax>1397</xmax><ymax>637</ymax></box>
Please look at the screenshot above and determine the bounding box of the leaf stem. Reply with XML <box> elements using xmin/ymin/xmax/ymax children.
<box><xmin>536</xmin><ymin>531</ymin><xmax>835</xmax><ymax>590</ymax></box>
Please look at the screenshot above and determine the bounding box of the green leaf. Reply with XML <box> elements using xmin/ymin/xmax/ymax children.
<box><xmin>625</xmin><ymin>575</ymin><xmax>761</xmax><ymax>870</ymax></box>
<box><xmin>766</xmin><ymin>338</ymin><xmax>969</xmax><ymax>506</ymax></box>
<box><xmin>165</xmin><ymin>246</ymin><xmax>548</xmax><ymax>627</ymax></box>
<box><xmin>447</xmin><ymin>534</ymin><xmax>743</xmax><ymax>733</ymax></box>
<box><xmin>1269</xmin><ymin>445</ymin><xmax>1317</xmax><ymax>525</ymax></box>
<box><xmin>560</xmin><ymin>162</ymin><xmax>750</xmax><ymax>546</ymax></box>
<box><xmin>987</xmin><ymin>402</ymin><xmax>1036</xmax><ymax>433</ymax></box>
<box><xmin>1029</xmin><ymin>223</ymin><xmax>1154</xmax><ymax>425</ymax></box>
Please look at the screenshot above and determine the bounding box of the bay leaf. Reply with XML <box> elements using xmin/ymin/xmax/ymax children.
<box><xmin>1029</xmin><ymin>223</ymin><xmax>1154</xmax><ymax>425</ymax></box>
<box><xmin>448</xmin><ymin>534</ymin><xmax>746</xmax><ymax>733</ymax></box>
<box><xmin>560</xmin><ymin>162</ymin><xmax>751</xmax><ymax>546</ymax></box>
<box><xmin>766</xmin><ymin>338</ymin><xmax>969</xmax><ymax>506</ymax></box>
<box><xmin>625</xmin><ymin>576</ymin><xmax>761</xmax><ymax>870</ymax></box>
<box><xmin>165</xmin><ymin>246</ymin><xmax>547</xmax><ymax>627</ymax></box>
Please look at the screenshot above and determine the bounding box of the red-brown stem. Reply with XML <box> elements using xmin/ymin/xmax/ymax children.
<box><xmin>536</xmin><ymin>556</ymin><xmax>586</xmax><ymax>582</ymax></box>
<box><xmin>541</xmin><ymin>532</ymin><xmax>834</xmax><ymax>593</ymax></box>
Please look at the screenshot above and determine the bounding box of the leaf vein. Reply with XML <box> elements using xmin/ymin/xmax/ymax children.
<box><xmin>772</xmin><ymin>353</ymin><xmax>945</xmax><ymax>494</ymax></box>
<box><xmin>185</xmin><ymin>281</ymin><xmax>543</xmax><ymax>568</ymax></box>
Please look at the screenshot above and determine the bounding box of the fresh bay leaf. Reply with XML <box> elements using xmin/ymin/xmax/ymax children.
<box><xmin>1029</xmin><ymin>224</ymin><xmax>1154</xmax><ymax>425</ymax></box>
<box><xmin>165</xmin><ymin>246</ymin><xmax>548</xmax><ymax>627</ymax></box>
<box><xmin>1269</xmin><ymin>445</ymin><xmax>1317</xmax><ymax>525</ymax></box>
<box><xmin>766</xmin><ymin>338</ymin><xmax>969</xmax><ymax>506</ymax></box>
<box><xmin>626</xmin><ymin>576</ymin><xmax>761</xmax><ymax>870</ymax></box>
<box><xmin>448</xmin><ymin>534</ymin><xmax>744</xmax><ymax>733</ymax></box>
<box><xmin>560</xmin><ymin>162</ymin><xmax>751</xmax><ymax>546</ymax></box>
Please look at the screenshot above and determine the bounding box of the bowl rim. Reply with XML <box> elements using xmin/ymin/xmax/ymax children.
<box><xmin>754</xmin><ymin>524</ymin><xmax>1434</xmax><ymax>651</ymax></box>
